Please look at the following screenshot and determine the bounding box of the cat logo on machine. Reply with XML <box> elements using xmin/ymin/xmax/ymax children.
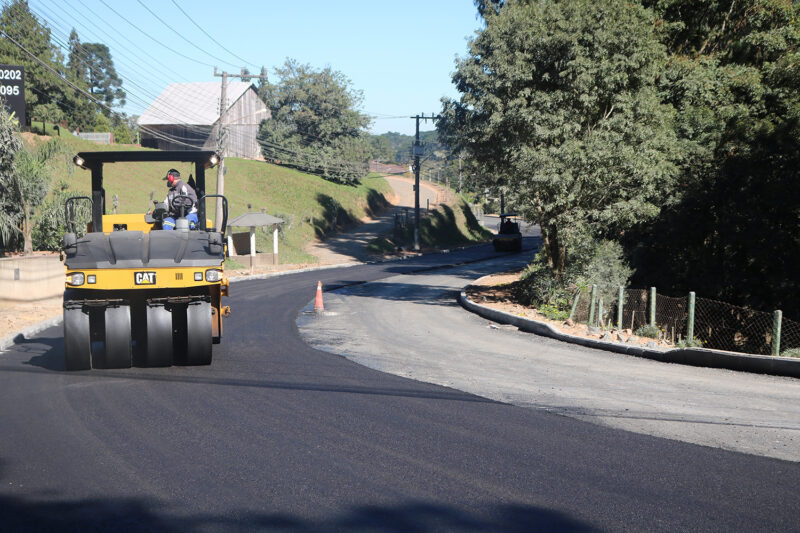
<box><xmin>134</xmin><ymin>271</ymin><xmax>157</xmax><ymax>285</ymax></box>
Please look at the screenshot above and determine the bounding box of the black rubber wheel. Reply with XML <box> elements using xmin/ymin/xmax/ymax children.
<box><xmin>145</xmin><ymin>304</ymin><xmax>173</xmax><ymax>367</ymax></box>
<box><xmin>102</xmin><ymin>305</ymin><xmax>132</xmax><ymax>369</ymax></box>
<box><xmin>186</xmin><ymin>301</ymin><xmax>212</xmax><ymax>365</ymax></box>
<box><xmin>64</xmin><ymin>305</ymin><xmax>90</xmax><ymax>371</ymax></box>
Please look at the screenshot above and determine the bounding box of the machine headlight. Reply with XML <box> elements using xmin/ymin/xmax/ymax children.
<box><xmin>194</xmin><ymin>272</ymin><xmax>203</xmax><ymax>281</ymax></box>
<box><xmin>87</xmin><ymin>275</ymin><xmax>97</xmax><ymax>284</ymax></box>
<box><xmin>205</xmin><ymin>269</ymin><xmax>222</xmax><ymax>282</ymax></box>
<box><xmin>67</xmin><ymin>272</ymin><xmax>85</xmax><ymax>286</ymax></box>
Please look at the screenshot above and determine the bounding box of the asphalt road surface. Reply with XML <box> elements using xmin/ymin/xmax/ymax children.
<box><xmin>1</xmin><ymin>241</ymin><xmax>799</xmax><ymax>532</ymax></box>
<box><xmin>299</xmin><ymin>253</ymin><xmax>800</xmax><ymax>462</ymax></box>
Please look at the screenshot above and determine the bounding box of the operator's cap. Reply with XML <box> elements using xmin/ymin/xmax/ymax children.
<box><xmin>163</xmin><ymin>168</ymin><xmax>180</xmax><ymax>180</ymax></box>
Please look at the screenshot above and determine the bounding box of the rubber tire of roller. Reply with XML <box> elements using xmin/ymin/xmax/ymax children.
<box><xmin>186</xmin><ymin>301</ymin><xmax>212</xmax><ymax>365</ymax></box>
<box><xmin>64</xmin><ymin>306</ymin><xmax>90</xmax><ymax>371</ymax></box>
<box><xmin>145</xmin><ymin>304</ymin><xmax>173</xmax><ymax>367</ymax></box>
<box><xmin>103</xmin><ymin>305</ymin><xmax>132</xmax><ymax>369</ymax></box>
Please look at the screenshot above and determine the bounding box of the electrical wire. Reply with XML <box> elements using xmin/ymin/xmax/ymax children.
<box><xmin>135</xmin><ymin>0</ymin><xmax>241</xmax><ymax>70</ymax></box>
<box><xmin>169</xmin><ymin>0</ymin><xmax>262</xmax><ymax>71</ymax></box>
<box><xmin>97</xmin><ymin>0</ymin><xmax>216</xmax><ymax>68</ymax></box>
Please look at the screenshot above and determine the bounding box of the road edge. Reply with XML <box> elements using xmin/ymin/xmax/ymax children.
<box><xmin>459</xmin><ymin>290</ymin><xmax>800</xmax><ymax>379</ymax></box>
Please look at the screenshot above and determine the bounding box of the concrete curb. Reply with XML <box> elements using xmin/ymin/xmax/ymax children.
<box><xmin>459</xmin><ymin>291</ymin><xmax>800</xmax><ymax>379</ymax></box>
<box><xmin>0</xmin><ymin>315</ymin><xmax>63</xmax><ymax>353</ymax></box>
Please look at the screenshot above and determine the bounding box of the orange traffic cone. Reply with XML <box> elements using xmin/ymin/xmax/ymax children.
<box><xmin>314</xmin><ymin>281</ymin><xmax>324</xmax><ymax>312</ymax></box>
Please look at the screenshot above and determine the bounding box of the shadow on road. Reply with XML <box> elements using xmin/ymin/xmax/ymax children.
<box><xmin>0</xmin><ymin>494</ymin><xmax>597</xmax><ymax>532</ymax></box>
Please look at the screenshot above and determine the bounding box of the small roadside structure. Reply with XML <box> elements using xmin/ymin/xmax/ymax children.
<box><xmin>227</xmin><ymin>212</ymin><xmax>284</xmax><ymax>271</ymax></box>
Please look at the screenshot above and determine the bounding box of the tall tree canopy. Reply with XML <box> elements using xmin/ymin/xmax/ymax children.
<box><xmin>439</xmin><ymin>0</ymin><xmax>676</xmax><ymax>280</ymax></box>
<box><xmin>81</xmin><ymin>42</ymin><xmax>125</xmax><ymax>110</ymax></box>
<box><xmin>627</xmin><ymin>0</ymin><xmax>800</xmax><ymax>315</ymax></box>
<box><xmin>257</xmin><ymin>59</ymin><xmax>372</xmax><ymax>182</ymax></box>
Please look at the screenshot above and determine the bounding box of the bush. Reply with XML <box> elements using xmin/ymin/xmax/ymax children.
<box><xmin>539</xmin><ymin>303</ymin><xmax>570</xmax><ymax>321</ymax></box>
<box><xmin>32</xmin><ymin>181</ymin><xmax>90</xmax><ymax>251</ymax></box>
<box><xmin>676</xmin><ymin>337</ymin><xmax>705</xmax><ymax>348</ymax></box>
<box><xmin>780</xmin><ymin>348</ymin><xmax>800</xmax><ymax>358</ymax></box>
<box><xmin>634</xmin><ymin>324</ymin><xmax>662</xmax><ymax>339</ymax></box>
<box><xmin>518</xmin><ymin>238</ymin><xmax>632</xmax><ymax>316</ymax></box>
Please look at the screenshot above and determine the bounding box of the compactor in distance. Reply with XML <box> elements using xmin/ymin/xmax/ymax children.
<box><xmin>492</xmin><ymin>213</ymin><xmax>523</xmax><ymax>252</ymax></box>
<box><xmin>62</xmin><ymin>150</ymin><xmax>229</xmax><ymax>370</ymax></box>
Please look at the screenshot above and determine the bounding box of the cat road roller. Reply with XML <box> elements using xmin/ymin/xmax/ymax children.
<box><xmin>62</xmin><ymin>150</ymin><xmax>230</xmax><ymax>370</ymax></box>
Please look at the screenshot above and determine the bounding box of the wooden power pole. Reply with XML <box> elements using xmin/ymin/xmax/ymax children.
<box><xmin>213</xmin><ymin>67</ymin><xmax>268</xmax><ymax>231</ymax></box>
<box><xmin>410</xmin><ymin>113</ymin><xmax>440</xmax><ymax>250</ymax></box>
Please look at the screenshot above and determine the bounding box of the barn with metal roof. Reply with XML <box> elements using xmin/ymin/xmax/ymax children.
<box><xmin>137</xmin><ymin>82</ymin><xmax>270</xmax><ymax>160</ymax></box>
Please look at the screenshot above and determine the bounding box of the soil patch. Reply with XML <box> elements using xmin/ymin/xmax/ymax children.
<box><xmin>466</xmin><ymin>271</ymin><xmax>672</xmax><ymax>348</ymax></box>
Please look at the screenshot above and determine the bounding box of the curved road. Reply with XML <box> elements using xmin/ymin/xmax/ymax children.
<box><xmin>1</xmin><ymin>243</ymin><xmax>799</xmax><ymax>531</ymax></box>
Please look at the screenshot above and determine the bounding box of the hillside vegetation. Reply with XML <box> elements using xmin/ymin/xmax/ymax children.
<box><xmin>25</xmin><ymin>130</ymin><xmax>392</xmax><ymax>263</ymax></box>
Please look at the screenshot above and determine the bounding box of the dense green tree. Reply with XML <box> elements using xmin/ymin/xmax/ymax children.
<box><xmin>368</xmin><ymin>135</ymin><xmax>394</xmax><ymax>162</ymax></box>
<box><xmin>0</xmin><ymin>106</ymin><xmax>23</xmax><ymax>249</ymax></box>
<box><xmin>439</xmin><ymin>0</ymin><xmax>677</xmax><ymax>282</ymax></box>
<box><xmin>81</xmin><ymin>42</ymin><xmax>125</xmax><ymax>110</ymax></box>
<box><xmin>5</xmin><ymin>138</ymin><xmax>63</xmax><ymax>254</ymax></box>
<box><xmin>626</xmin><ymin>0</ymin><xmax>800</xmax><ymax>315</ymax></box>
<box><xmin>0</xmin><ymin>2</ymin><xmax>98</xmax><ymax>131</ymax></box>
<box><xmin>257</xmin><ymin>59</ymin><xmax>372</xmax><ymax>182</ymax></box>
<box><xmin>65</xmin><ymin>28</ymin><xmax>97</xmax><ymax>130</ymax></box>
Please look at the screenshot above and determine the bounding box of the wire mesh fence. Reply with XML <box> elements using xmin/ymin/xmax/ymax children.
<box><xmin>694</xmin><ymin>297</ymin><xmax>775</xmax><ymax>355</ymax></box>
<box><xmin>568</xmin><ymin>286</ymin><xmax>799</xmax><ymax>356</ymax></box>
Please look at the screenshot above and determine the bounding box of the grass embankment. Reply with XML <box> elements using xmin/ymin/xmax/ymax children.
<box><xmin>367</xmin><ymin>197</ymin><xmax>492</xmax><ymax>254</ymax></box>
<box><xmin>25</xmin><ymin>131</ymin><xmax>392</xmax><ymax>264</ymax></box>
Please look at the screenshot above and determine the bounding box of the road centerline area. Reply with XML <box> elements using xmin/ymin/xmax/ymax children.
<box><xmin>1</xmin><ymin>245</ymin><xmax>799</xmax><ymax>531</ymax></box>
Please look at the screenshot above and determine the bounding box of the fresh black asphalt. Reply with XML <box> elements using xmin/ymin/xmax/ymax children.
<box><xmin>1</xmin><ymin>242</ymin><xmax>798</xmax><ymax>532</ymax></box>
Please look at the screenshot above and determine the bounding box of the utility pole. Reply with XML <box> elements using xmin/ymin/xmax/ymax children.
<box><xmin>213</xmin><ymin>66</ymin><xmax>268</xmax><ymax>231</ymax></box>
<box><xmin>410</xmin><ymin>113</ymin><xmax>439</xmax><ymax>250</ymax></box>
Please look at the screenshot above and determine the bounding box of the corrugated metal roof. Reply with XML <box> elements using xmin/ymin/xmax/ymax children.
<box><xmin>138</xmin><ymin>82</ymin><xmax>255</xmax><ymax>126</ymax></box>
<box><xmin>228</xmin><ymin>213</ymin><xmax>285</xmax><ymax>227</ymax></box>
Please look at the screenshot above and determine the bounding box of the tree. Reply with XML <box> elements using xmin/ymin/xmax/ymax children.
<box><xmin>0</xmin><ymin>106</ymin><xmax>23</xmax><ymax>250</ymax></box>
<box><xmin>81</xmin><ymin>43</ymin><xmax>125</xmax><ymax>110</ymax></box>
<box><xmin>257</xmin><ymin>59</ymin><xmax>372</xmax><ymax>182</ymax></box>
<box><xmin>439</xmin><ymin>0</ymin><xmax>676</xmax><ymax>282</ymax></box>
<box><xmin>625</xmin><ymin>0</ymin><xmax>800</xmax><ymax>315</ymax></box>
<box><xmin>5</xmin><ymin>138</ymin><xmax>63</xmax><ymax>254</ymax></box>
<box><xmin>368</xmin><ymin>135</ymin><xmax>394</xmax><ymax>162</ymax></box>
<box><xmin>65</xmin><ymin>28</ymin><xmax>97</xmax><ymax>130</ymax></box>
<box><xmin>0</xmin><ymin>1</ymin><xmax>78</xmax><ymax>128</ymax></box>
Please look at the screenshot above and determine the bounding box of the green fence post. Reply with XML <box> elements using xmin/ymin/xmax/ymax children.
<box><xmin>649</xmin><ymin>287</ymin><xmax>656</xmax><ymax>327</ymax></box>
<box><xmin>597</xmin><ymin>298</ymin><xmax>604</xmax><ymax>328</ymax></box>
<box><xmin>687</xmin><ymin>291</ymin><xmax>696</xmax><ymax>343</ymax></box>
<box><xmin>617</xmin><ymin>286</ymin><xmax>624</xmax><ymax>331</ymax></box>
<box><xmin>588</xmin><ymin>285</ymin><xmax>597</xmax><ymax>326</ymax></box>
<box><xmin>773</xmin><ymin>310</ymin><xmax>783</xmax><ymax>357</ymax></box>
<box><xmin>568</xmin><ymin>289</ymin><xmax>581</xmax><ymax>321</ymax></box>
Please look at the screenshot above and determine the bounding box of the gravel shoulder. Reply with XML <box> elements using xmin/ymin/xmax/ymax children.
<box><xmin>298</xmin><ymin>254</ymin><xmax>800</xmax><ymax>462</ymax></box>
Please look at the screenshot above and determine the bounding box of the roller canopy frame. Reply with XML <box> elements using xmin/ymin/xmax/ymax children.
<box><xmin>75</xmin><ymin>150</ymin><xmax>219</xmax><ymax>233</ymax></box>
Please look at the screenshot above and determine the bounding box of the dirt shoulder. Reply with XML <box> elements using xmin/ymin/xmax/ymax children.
<box><xmin>467</xmin><ymin>270</ymin><xmax>673</xmax><ymax>348</ymax></box>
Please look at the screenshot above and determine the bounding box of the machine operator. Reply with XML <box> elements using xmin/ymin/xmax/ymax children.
<box><xmin>162</xmin><ymin>168</ymin><xmax>198</xmax><ymax>230</ymax></box>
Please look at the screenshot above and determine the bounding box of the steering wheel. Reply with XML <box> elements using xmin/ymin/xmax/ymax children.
<box><xmin>170</xmin><ymin>195</ymin><xmax>195</xmax><ymax>217</ymax></box>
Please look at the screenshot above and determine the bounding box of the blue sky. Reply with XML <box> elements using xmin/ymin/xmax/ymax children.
<box><xmin>27</xmin><ymin>0</ymin><xmax>482</xmax><ymax>136</ymax></box>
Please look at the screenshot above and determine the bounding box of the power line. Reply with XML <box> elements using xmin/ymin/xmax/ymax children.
<box><xmin>170</xmin><ymin>0</ymin><xmax>261</xmax><ymax>70</ymax></box>
<box><xmin>97</xmin><ymin>0</ymin><xmax>216</xmax><ymax>68</ymax></box>
<box><xmin>135</xmin><ymin>0</ymin><xmax>240</xmax><ymax>70</ymax></box>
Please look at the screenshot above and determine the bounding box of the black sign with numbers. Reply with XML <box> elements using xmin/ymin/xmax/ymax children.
<box><xmin>0</xmin><ymin>65</ymin><xmax>25</xmax><ymax>127</ymax></box>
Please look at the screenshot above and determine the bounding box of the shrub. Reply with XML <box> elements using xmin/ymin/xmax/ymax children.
<box><xmin>634</xmin><ymin>324</ymin><xmax>662</xmax><ymax>339</ymax></box>
<box><xmin>677</xmin><ymin>337</ymin><xmax>705</xmax><ymax>348</ymax></box>
<box><xmin>539</xmin><ymin>303</ymin><xmax>570</xmax><ymax>321</ymax></box>
<box><xmin>780</xmin><ymin>348</ymin><xmax>800</xmax><ymax>358</ymax></box>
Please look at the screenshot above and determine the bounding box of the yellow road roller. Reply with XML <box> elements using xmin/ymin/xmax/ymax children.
<box><xmin>62</xmin><ymin>150</ymin><xmax>229</xmax><ymax>370</ymax></box>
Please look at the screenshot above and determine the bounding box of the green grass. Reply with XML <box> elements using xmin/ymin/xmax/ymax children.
<box><xmin>368</xmin><ymin>196</ymin><xmax>492</xmax><ymax>254</ymax></box>
<box><xmin>25</xmin><ymin>133</ymin><xmax>393</xmax><ymax>263</ymax></box>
